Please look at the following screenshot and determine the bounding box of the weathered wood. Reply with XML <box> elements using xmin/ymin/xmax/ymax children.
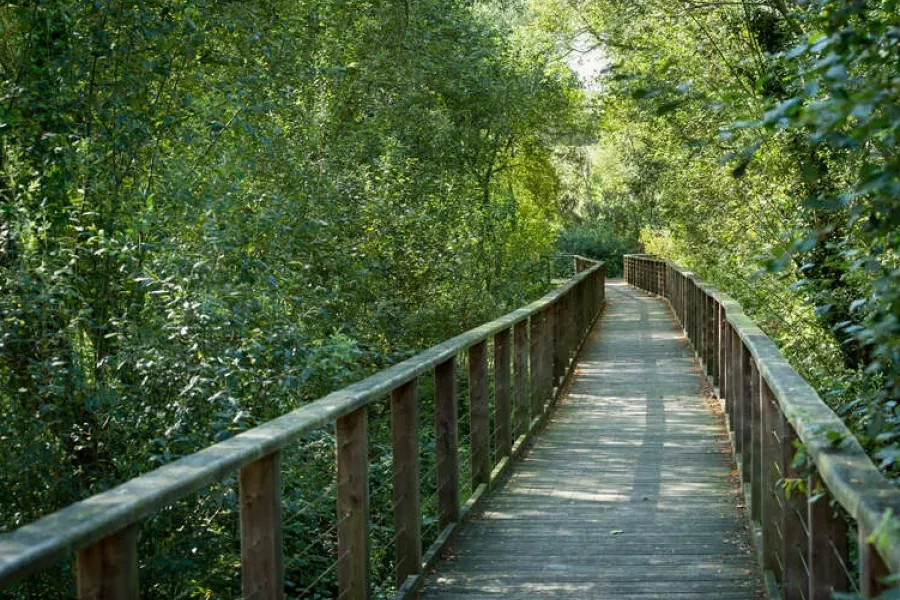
<box><xmin>740</xmin><ymin>344</ymin><xmax>752</xmax><ymax>488</ymax></box>
<box><xmin>779</xmin><ymin>417</ymin><xmax>805</xmax><ymax>600</ymax></box>
<box><xmin>435</xmin><ymin>358</ymin><xmax>459</xmax><ymax>530</ymax></box>
<box><xmin>860</xmin><ymin>524</ymin><xmax>890</xmax><ymax>597</ymax></box>
<box><xmin>493</xmin><ymin>328</ymin><xmax>512</xmax><ymax>462</ymax></box>
<box><xmin>542</xmin><ymin>307</ymin><xmax>554</xmax><ymax>404</ymax></box>
<box><xmin>808</xmin><ymin>473</ymin><xmax>849</xmax><ymax>600</ymax></box>
<box><xmin>392</xmin><ymin>379</ymin><xmax>422</xmax><ymax>587</ymax></box>
<box><xmin>748</xmin><ymin>359</ymin><xmax>761</xmax><ymax>522</ymax></box>
<box><xmin>76</xmin><ymin>526</ymin><xmax>139</xmax><ymax>600</ymax></box>
<box><xmin>420</xmin><ymin>282</ymin><xmax>762</xmax><ymax>600</ymax></box>
<box><xmin>529</xmin><ymin>314</ymin><xmax>542</xmax><ymax>418</ymax></box>
<box><xmin>718</xmin><ymin>303</ymin><xmax>726</xmax><ymax>398</ymax></box>
<box><xmin>239</xmin><ymin>452</ymin><xmax>284</xmax><ymax>600</ymax></box>
<box><xmin>337</xmin><ymin>406</ymin><xmax>369</xmax><ymax>600</ymax></box>
<box><xmin>760</xmin><ymin>379</ymin><xmax>782</xmax><ymax>579</ymax></box>
<box><xmin>469</xmin><ymin>341</ymin><xmax>490</xmax><ymax>489</ymax></box>
<box><xmin>513</xmin><ymin>320</ymin><xmax>529</xmax><ymax>440</ymax></box>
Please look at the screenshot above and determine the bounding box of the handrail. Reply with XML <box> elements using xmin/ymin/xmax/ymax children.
<box><xmin>624</xmin><ymin>254</ymin><xmax>900</xmax><ymax>598</ymax></box>
<box><xmin>0</xmin><ymin>257</ymin><xmax>606</xmax><ymax>599</ymax></box>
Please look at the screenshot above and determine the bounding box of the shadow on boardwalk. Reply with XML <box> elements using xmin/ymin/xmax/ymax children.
<box><xmin>420</xmin><ymin>281</ymin><xmax>764</xmax><ymax>600</ymax></box>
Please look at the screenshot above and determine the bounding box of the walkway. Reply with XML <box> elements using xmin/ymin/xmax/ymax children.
<box><xmin>421</xmin><ymin>281</ymin><xmax>764</xmax><ymax>599</ymax></box>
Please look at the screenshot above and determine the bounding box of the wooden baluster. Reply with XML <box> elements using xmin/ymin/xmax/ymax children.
<box><xmin>718</xmin><ymin>305</ymin><xmax>727</xmax><ymax>401</ymax></box>
<box><xmin>494</xmin><ymin>328</ymin><xmax>512</xmax><ymax>461</ymax></box>
<box><xmin>77</xmin><ymin>526</ymin><xmax>139</xmax><ymax>600</ymax></box>
<box><xmin>337</xmin><ymin>406</ymin><xmax>370</xmax><ymax>600</ymax></box>
<box><xmin>240</xmin><ymin>452</ymin><xmax>284</xmax><ymax>600</ymax></box>
<box><xmin>779</xmin><ymin>416</ymin><xmax>806</xmax><ymax>600</ymax></box>
<box><xmin>748</xmin><ymin>359</ymin><xmax>761</xmax><ymax>522</ymax></box>
<box><xmin>553</xmin><ymin>299</ymin><xmax>565</xmax><ymax>387</ymax></box>
<box><xmin>530</xmin><ymin>314</ymin><xmax>542</xmax><ymax>419</ymax></box>
<box><xmin>543</xmin><ymin>307</ymin><xmax>554</xmax><ymax>406</ymax></box>
<box><xmin>513</xmin><ymin>320</ymin><xmax>529</xmax><ymax>440</ymax></box>
<box><xmin>392</xmin><ymin>379</ymin><xmax>421</xmax><ymax>586</ymax></box>
<box><xmin>435</xmin><ymin>358</ymin><xmax>459</xmax><ymax>530</ymax></box>
<box><xmin>731</xmin><ymin>326</ymin><xmax>741</xmax><ymax>442</ymax></box>
<box><xmin>740</xmin><ymin>343</ymin><xmax>752</xmax><ymax>488</ymax></box>
<box><xmin>469</xmin><ymin>341</ymin><xmax>490</xmax><ymax>489</ymax></box>
<box><xmin>709</xmin><ymin>295</ymin><xmax>718</xmax><ymax>384</ymax></box>
<box><xmin>860</xmin><ymin>525</ymin><xmax>890</xmax><ymax>597</ymax></box>
<box><xmin>807</xmin><ymin>473</ymin><xmax>849</xmax><ymax>600</ymax></box>
<box><xmin>760</xmin><ymin>379</ymin><xmax>782</xmax><ymax>582</ymax></box>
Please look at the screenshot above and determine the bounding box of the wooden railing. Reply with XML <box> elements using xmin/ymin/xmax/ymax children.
<box><xmin>0</xmin><ymin>258</ymin><xmax>606</xmax><ymax>600</ymax></box>
<box><xmin>625</xmin><ymin>254</ymin><xmax>900</xmax><ymax>599</ymax></box>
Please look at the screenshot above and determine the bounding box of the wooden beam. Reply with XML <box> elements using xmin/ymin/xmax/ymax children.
<box><xmin>392</xmin><ymin>379</ymin><xmax>421</xmax><ymax>587</ymax></box>
<box><xmin>493</xmin><ymin>329</ymin><xmax>512</xmax><ymax>462</ymax></box>
<box><xmin>240</xmin><ymin>452</ymin><xmax>284</xmax><ymax>600</ymax></box>
<box><xmin>76</xmin><ymin>526</ymin><xmax>139</xmax><ymax>600</ymax></box>
<box><xmin>469</xmin><ymin>341</ymin><xmax>490</xmax><ymax>489</ymax></box>
<box><xmin>435</xmin><ymin>358</ymin><xmax>459</xmax><ymax>530</ymax></box>
<box><xmin>337</xmin><ymin>406</ymin><xmax>369</xmax><ymax>600</ymax></box>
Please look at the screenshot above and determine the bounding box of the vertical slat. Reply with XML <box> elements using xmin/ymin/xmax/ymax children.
<box><xmin>336</xmin><ymin>406</ymin><xmax>369</xmax><ymax>600</ymax></box>
<box><xmin>553</xmin><ymin>298</ymin><xmax>565</xmax><ymax>386</ymax></box>
<box><xmin>760</xmin><ymin>379</ymin><xmax>782</xmax><ymax>580</ymax></box>
<box><xmin>76</xmin><ymin>526</ymin><xmax>139</xmax><ymax>600</ymax></box>
<box><xmin>860</xmin><ymin>525</ymin><xmax>890</xmax><ymax>597</ymax></box>
<box><xmin>240</xmin><ymin>453</ymin><xmax>284</xmax><ymax>600</ymax></box>
<box><xmin>392</xmin><ymin>379</ymin><xmax>421</xmax><ymax>586</ymax></box>
<box><xmin>740</xmin><ymin>343</ymin><xmax>753</xmax><ymax>488</ymax></box>
<box><xmin>529</xmin><ymin>314</ymin><xmax>542</xmax><ymax>418</ymax></box>
<box><xmin>779</xmin><ymin>417</ymin><xmax>806</xmax><ymax>600</ymax></box>
<box><xmin>494</xmin><ymin>328</ymin><xmax>512</xmax><ymax>461</ymax></box>
<box><xmin>543</xmin><ymin>307</ymin><xmax>554</xmax><ymax>405</ymax></box>
<box><xmin>469</xmin><ymin>340</ymin><xmax>490</xmax><ymax>489</ymax></box>
<box><xmin>807</xmin><ymin>473</ymin><xmax>849</xmax><ymax>600</ymax></box>
<box><xmin>718</xmin><ymin>305</ymin><xmax>727</xmax><ymax>400</ymax></box>
<box><xmin>749</xmin><ymin>359</ymin><xmax>761</xmax><ymax>522</ymax></box>
<box><xmin>513</xmin><ymin>320</ymin><xmax>529</xmax><ymax>439</ymax></box>
<box><xmin>435</xmin><ymin>358</ymin><xmax>459</xmax><ymax>530</ymax></box>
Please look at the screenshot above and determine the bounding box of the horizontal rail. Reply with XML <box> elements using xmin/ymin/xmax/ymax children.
<box><xmin>625</xmin><ymin>254</ymin><xmax>900</xmax><ymax>597</ymax></box>
<box><xmin>0</xmin><ymin>257</ymin><xmax>607</xmax><ymax>599</ymax></box>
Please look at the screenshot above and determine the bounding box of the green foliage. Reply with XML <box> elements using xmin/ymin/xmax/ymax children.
<box><xmin>547</xmin><ymin>0</ymin><xmax>899</xmax><ymax>477</ymax></box>
<box><xmin>555</xmin><ymin>221</ymin><xmax>636</xmax><ymax>277</ymax></box>
<box><xmin>0</xmin><ymin>0</ymin><xmax>589</xmax><ymax>597</ymax></box>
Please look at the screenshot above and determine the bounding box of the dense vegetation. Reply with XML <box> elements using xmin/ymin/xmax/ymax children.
<box><xmin>2</xmin><ymin>0</ymin><xmax>899</xmax><ymax>596</ymax></box>
<box><xmin>0</xmin><ymin>0</ymin><xmax>588</xmax><ymax>596</ymax></box>
<box><xmin>545</xmin><ymin>0</ymin><xmax>898</xmax><ymax>470</ymax></box>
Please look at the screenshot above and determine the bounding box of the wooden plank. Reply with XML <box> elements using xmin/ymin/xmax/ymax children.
<box><xmin>435</xmin><ymin>358</ymin><xmax>459</xmax><ymax>530</ymax></box>
<box><xmin>469</xmin><ymin>341</ymin><xmax>490</xmax><ymax>489</ymax></box>
<box><xmin>529</xmin><ymin>314</ymin><xmax>542</xmax><ymax>418</ymax></box>
<box><xmin>860</xmin><ymin>524</ymin><xmax>890</xmax><ymax>597</ymax></box>
<box><xmin>337</xmin><ymin>406</ymin><xmax>369</xmax><ymax>600</ymax></box>
<box><xmin>392</xmin><ymin>379</ymin><xmax>422</xmax><ymax>587</ymax></box>
<box><xmin>748</xmin><ymin>359</ymin><xmax>761</xmax><ymax>522</ymax></box>
<box><xmin>807</xmin><ymin>473</ymin><xmax>849</xmax><ymax>600</ymax></box>
<box><xmin>740</xmin><ymin>343</ymin><xmax>753</xmax><ymax>488</ymax></box>
<box><xmin>779</xmin><ymin>416</ymin><xmax>805</xmax><ymax>600</ymax></box>
<box><xmin>76</xmin><ymin>526</ymin><xmax>139</xmax><ymax>600</ymax></box>
<box><xmin>239</xmin><ymin>452</ymin><xmax>284</xmax><ymax>600</ymax></box>
<box><xmin>513</xmin><ymin>320</ymin><xmax>529</xmax><ymax>440</ymax></box>
<box><xmin>760</xmin><ymin>380</ymin><xmax>782</xmax><ymax>580</ymax></box>
<box><xmin>494</xmin><ymin>329</ymin><xmax>512</xmax><ymax>461</ymax></box>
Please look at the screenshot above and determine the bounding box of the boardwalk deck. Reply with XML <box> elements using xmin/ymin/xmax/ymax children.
<box><xmin>421</xmin><ymin>281</ymin><xmax>764</xmax><ymax>599</ymax></box>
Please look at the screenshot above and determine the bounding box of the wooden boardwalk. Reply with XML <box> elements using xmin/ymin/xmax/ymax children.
<box><xmin>421</xmin><ymin>281</ymin><xmax>764</xmax><ymax>599</ymax></box>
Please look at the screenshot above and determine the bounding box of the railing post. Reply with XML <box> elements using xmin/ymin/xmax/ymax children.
<box><xmin>469</xmin><ymin>341</ymin><xmax>490</xmax><ymax>489</ymax></box>
<box><xmin>240</xmin><ymin>452</ymin><xmax>284</xmax><ymax>600</ymax></box>
<box><xmin>760</xmin><ymin>379</ymin><xmax>781</xmax><ymax>582</ymax></box>
<box><xmin>748</xmin><ymin>358</ymin><xmax>761</xmax><ymax>522</ymax></box>
<box><xmin>718</xmin><ymin>305</ymin><xmax>727</xmax><ymax>400</ymax></box>
<box><xmin>529</xmin><ymin>314</ymin><xmax>542</xmax><ymax>419</ymax></box>
<box><xmin>860</xmin><ymin>525</ymin><xmax>890</xmax><ymax>597</ymax></box>
<box><xmin>513</xmin><ymin>320</ymin><xmax>529</xmax><ymax>439</ymax></box>
<box><xmin>808</xmin><ymin>473</ymin><xmax>849</xmax><ymax>600</ymax></box>
<box><xmin>740</xmin><ymin>343</ymin><xmax>752</xmax><ymax>489</ymax></box>
<box><xmin>779</xmin><ymin>416</ymin><xmax>806</xmax><ymax>600</ymax></box>
<box><xmin>708</xmin><ymin>294</ymin><xmax>718</xmax><ymax>384</ymax></box>
<box><xmin>435</xmin><ymin>358</ymin><xmax>459</xmax><ymax>530</ymax></box>
<box><xmin>392</xmin><ymin>379</ymin><xmax>421</xmax><ymax>586</ymax></box>
<box><xmin>543</xmin><ymin>306</ymin><xmax>554</xmax><ymax>406</ymax></box>
<box><xmin>732</xmin><ymin>328</ymin><xmax>743</xmax><ymax>457</ymax></box>
<box><xmin>494</xmin><ymin>328</ymin><xmax>512</xmax><ymax>461</ymax></box>
<box><xmin>337</xmin><ymin>406</ymin><xmax>370</xmax><ymax>600</ymax></box>
<box><xmin>76</xmin><ymin>526</ymin><xmax>139</xmax><ymax>600</ymax></box>
<box><xmin>553</xmin><ymin>299</ymin><xmax>565</xmax><ymax>387</ymax></box>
